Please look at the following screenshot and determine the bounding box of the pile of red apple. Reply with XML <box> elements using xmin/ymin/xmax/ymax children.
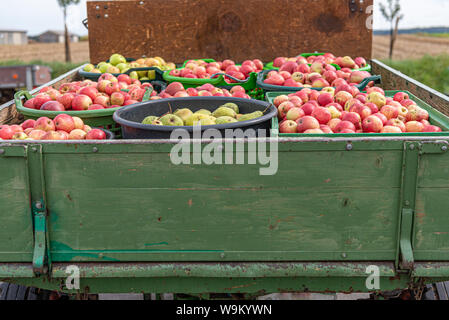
<box><xmin>276</xmin><ymin>85</ymin><xmax>443</xmax><ymax>134</ymax></box>
<box><xmin>22</xmin><ymin>73</ymin><xmax>156</xmax><ymax>111</ymax></box>
<box><xmin>151</xmin><ymin>82</ymin><xmax>251</xmax><ymax>99</ymax></box>
<box><xmin>273</xmin><ymin>53</ymin><xmax>367</xmax><ymax>70</ymax></box>
<box><xmin>265</xmin><ymin>58</ymin><xmax>372</xmax><ymax>89</ymax></box>
<box><xmin>168</xmin><ymin>59</ymin><xmax>264</xmax><ymax>83</ymax></box>
<box><xmin>0</xmin><ymin>115</ymin><xmax>107</xmax><ymax>140</ymax></box>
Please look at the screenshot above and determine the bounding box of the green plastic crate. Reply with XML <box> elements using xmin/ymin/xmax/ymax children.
<box><xmin>14</xmin><ymin>87</ymin><xmax>153</xmax><ymax>138</ymax></box>
<box><xmin>79</xmin><ymin>65</ymin><xmax>166</xmax><ymax>83</ymax></box>
<box><xmin>264</xmin><ymin>53</ymin><xmax>371</xmax><ymax>72</ymax></box>
<box><xmin>266</xmin><ymin>90</ymin><xmax>449</xmax><ymax>138</ymax></box>
<box><xmin>257</xmin><ymin>69</ymin><xmax>380</xmax><ymax>94</ymax></box>
<box><xmin>162</xmin><ymin>69</ymin><xmax>258</xmax><ymax>91</ymax></box>
<box><xmin>300</xmin><ymin>53</ymin><xmax>372</xmax><ymax>72</ymax></box>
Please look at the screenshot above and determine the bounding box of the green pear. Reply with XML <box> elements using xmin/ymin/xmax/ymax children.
<box><xmin>99</xmin><ymin>63</ymin><xmax>111</xmax><ymax>73</ymax></box>
<box><xmin>220</xmin><ymin>102</ymin><xmax>239</xmax><ymax>114</ymax></box>
<box><xmin>215</xmin><ymin>116</ymin><xmax>238</xmax><ymax>124</ymax></box>
<box><xmin>141</xmin><ymin>116</ymin><xmax>159</xmax><ymax>125</ymax></box>
<box><xmin>185</xmin><ymin>113</ymin><xmax>209</xmax><ymax>126</ymax></box>
<box><xmin>174</xmin><ymin>108</ymin><xmax>193</xmax><ymax>123</ymax></box>
<box><xmin>196</xmin><ymin>116</ymin><xmax>216</xmax><ymax>126</ymax></box>
<box><xmin>83</xmin><ymin>64</ymin><xmax>95</xmax><ymax>72</ymax></box>
<box><xmin>109</xmin><ymin>53</ymin><xmax>126</xmax><ymax>66</ymax></box>
<box><xmin>238</xmin><ymin>111</ymin><xmax>264</xmax><ymax>122</ymax></box>
<box><xmin>212</xmin><ymin>106</ymin><xmax>236</xmax><ymax>118</ymax></box>
<box><xmin>129</xmin><ymin>71</ymin><xmax>139</xmax><ymax>80</ymax></box>
<box><xmin>116</xmin><ymin>63</ymin><xmax>129</xmax><ymax>72</ymax></box>
<box><xmin>159</xmin><ymin>114</ymin><xmax>184</xmax><ymax>126</ymax></box>
<box><xmin>195</xmin><ymin>109</ymin><xmax>212</xmax><ymax>116</ymax></box>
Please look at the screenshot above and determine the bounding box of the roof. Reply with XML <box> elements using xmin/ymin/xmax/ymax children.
<box><xmin>0</xmin><ymin>29</ymin><xmax>27</xmax><ymax>34</ymax></box>
<box><xmin>37</xmin><ymin>30</ymin><xmax>78</xmax><ymax>37</ymax></box>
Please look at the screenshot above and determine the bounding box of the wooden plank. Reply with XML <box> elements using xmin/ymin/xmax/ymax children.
<box><xmin>0</xmin><ymin>157</ymin><xmax>33</xmax><ymax>262</ymax></box>
<box><xmin>371</xmin><ymin>59</ymin><xmax>449</xmax><ymax>116</ymax></box>
<box><xmin>87</xmin><ymin>0</ymin><xmax>373</xmax><ymax>64</ymax></box>
<box><xmin>42</xmin><ymin>147</ymin><xmax>401</xmax><ymax>262</ymax></box>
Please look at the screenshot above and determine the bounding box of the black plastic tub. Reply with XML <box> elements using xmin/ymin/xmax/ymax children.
<box><xmin>113</xmin><ymin>97</ymin><xmax>277</xmax><ymax>139</ymax></box>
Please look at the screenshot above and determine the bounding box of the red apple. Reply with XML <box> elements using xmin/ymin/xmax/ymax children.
<box><xmin>296</xmin><ymin>116</ymin><xmax>320</xmax><ymax>133</ymax></box>
<box><xmin>34</xmin><ymin>117</ymin><xmax>56</xmax><ymax>131</ymax></box>
<box><xmin>362</xmin><ymin>115</ymin><xmax>384</xmax><ymax>133</ymax></box>
<box><xmin>54</xmin><ymin>114</ymin><xmax>75</xmax><ymax>133</ymax></box>
<box><xmin>85</xmin><ymin>128</ymin><xmax>106</xmax><ymax>140</ymax></box>
<box><xmin>279</xmin><ymin>120</ymin><xmax>298</xmax><ymax>133</ymax></box>
<box><xmin>72</xmin><ymin>94</ymin><xmax>93</xmax><ymax>111</ymax></box>
<box><xmin>312</xmin><ymin>107</ymin><xmax>332</xmax><ymax>125</ymax></box>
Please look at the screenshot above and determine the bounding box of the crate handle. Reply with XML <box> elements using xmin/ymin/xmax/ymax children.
<box><xmin>14</xmin><ymin>90</ymin><xmax>33</xmax><ymax>108</ymax></box>
<box><xmin>358</xmin><ymin>75</ymin><xmax>381</xmax><ymax>91</ymax></box>
<box><xmin>210</xmin><ymin>72</ymin><xmax>250</xmax><ymax>83</ymax></box>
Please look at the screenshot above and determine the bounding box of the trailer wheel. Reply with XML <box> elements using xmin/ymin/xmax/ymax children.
<box><xmin>0</xmin><ymin>282</ymin><xmax>48</xmax><ymax>300</ymax></box>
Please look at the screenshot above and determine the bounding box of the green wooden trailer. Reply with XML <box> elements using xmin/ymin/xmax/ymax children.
<box><xmin>1</xmin><ymin>60</ymin><xmax>449</xmax><ymax>298</ymax></box>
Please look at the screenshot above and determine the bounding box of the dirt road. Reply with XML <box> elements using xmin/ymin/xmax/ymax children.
<box><xmin>373</xmin><ymin>34</ymin><xmax>449</xmax><ymax>60</ymax></box>
<box><xmin>0</xmin><ymin>42</ymin><xmax>89</xmax><ymax>63</ymax></box>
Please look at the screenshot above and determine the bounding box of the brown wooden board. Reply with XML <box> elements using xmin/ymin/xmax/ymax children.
<box><xmin>371</xmin><ymin>59</ymin><xmax>449</xmax><ymax>117</ymax></box>
<box><xmin>87</xmin><ymin>0</ymin><xmax>373</xmax><ymax>64</ymax></box>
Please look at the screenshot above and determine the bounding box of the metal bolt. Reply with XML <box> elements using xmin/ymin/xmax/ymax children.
<box><xmin>0</xmin><ymin>149</ymin><xmax>4</xmax><ymax>155</ymax></box>
<box><xmin>104</xmin><ymin>14</ymin><xmax>109</xmax><ymax>18</ymax></box>
<box><xmin>95</xmin><ymin>5</ymin><xmax>99</xmax><ymax>10</ymax></box>
<box><xmin>98</xmin><ymin>253</ymin><xmax>104</xmax><ymax>258</ymax></box>
<box><xmin>139</xmin><ymin>1</ymin><xmax>144</xmax><ymax>4</ymax></box>
<box><xmin>92</xmin><ymin>147</ymin><xmax>99</xmax><ymax>153</ymax></box>
<box><xmin>346</xmin><ymin>143</ymin><xmax>353</xmax><ymax>151</ymax></box>
<box><xmin>442</xmin><ymin>145</ymin><xmax>448</xmax><ymax>151</ymax></box>
<box><xmin>32</xmin><ymin>147</ymin><xmax>38</xmax><ymax>153</ymax></box>
<box><xmin>35</xmin><ymin>201</ymin><xmax>43</xmax><ymax>209</ymax></box>
<box><xmin>341</xmin><ymin>253</ymin><xmax>347</xmax><ymax>258</ymax></box>
<box><xmin>404</xmin><ymin>200</ymin><xmax>410</xmax><ymax>206</ymax></box>
<box><xmin>409</xmin><ymin>144</ymin><xmax>415</xmax><ymax>150</ymax></box>
<box><xmin>220</xmin><ymin>253</ymin><xmax>225</xmax><ymax>258</ymax></box>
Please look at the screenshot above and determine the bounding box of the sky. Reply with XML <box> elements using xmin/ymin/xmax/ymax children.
<box><xmin>0</xmin><ymin>0</ymin><xmax>448</xmax><ymax>36</ymax></box>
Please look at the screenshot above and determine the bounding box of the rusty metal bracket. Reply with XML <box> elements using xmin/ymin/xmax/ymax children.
<box><xmin>26</xmin><ymin>144</ymin><xmax>50</xmax><ymax>276</ymax></box>
<box><xmin>397</xmin><ymin>142</ymin><xmax>420</xmax><ymax>271</ymax></box>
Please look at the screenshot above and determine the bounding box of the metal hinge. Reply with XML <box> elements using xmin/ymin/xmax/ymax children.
<box><xmin>27</xmin><ymin>145</ymin><xmax>50</xmax><ymax>276</ymax></box>
<box><xmin>397</xmin><ymin>141</ymin><xmax>448</xmax><ymax>271</ymax></box>
<box><xmin>397</xmin><ymin>142</ymin><xmax>419</xmax><ymax>271</ymax></box>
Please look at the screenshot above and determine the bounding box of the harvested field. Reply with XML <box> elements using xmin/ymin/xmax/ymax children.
<box><xmin>0</xmin><ymin>35</ymin><xmax>447</xmax><ymax>63</ymax></box>
<box><xmin>0</xmin><ymin>42</ymin><xmax>89</xmax><ymax>63</ymax></box>
<box><xmin>373</xmin><ymin>34</ymin><xmax>449</xmax><ymax>60</ymax></box>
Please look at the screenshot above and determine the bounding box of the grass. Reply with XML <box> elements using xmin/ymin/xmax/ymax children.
<box><xmin>382</xmin><ymin>54</ymin><xmax>449</xmax><ymax>95</ymax></box>
<box><xmin>417</xmin><ymin>32</ymin><xmax>449</xmax><ymax>38</ymax></box>
<box><xmin>0</xmin><ymin>60</ymin><xmax>86</xmax><ymax>79</ymax></box>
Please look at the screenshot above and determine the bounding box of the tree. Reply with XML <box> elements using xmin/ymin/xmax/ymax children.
<box><xmin>57</xmin><ymin>0</ymin><xmax>80</xmax><ymax>63</ymax></box>
<box><xmin>380</xmin><ymin>0</ymin><xmax>404</xmax><ymax>60</ymax></box>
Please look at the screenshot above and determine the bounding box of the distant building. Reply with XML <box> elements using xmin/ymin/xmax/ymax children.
<box><xmin>0</xmin><ymin>30</ymin><xmax>28</xmax><ymax>45</ymax></box>
<box><xmin>36</xmin><ymin>30</ymin><xmax>79</xmax><ymax>43</ymax></box>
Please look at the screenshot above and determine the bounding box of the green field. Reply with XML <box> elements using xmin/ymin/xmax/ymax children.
<box><xmin>0</xmin><ymin>60</ymin><xmax>84</xmax><ymax>79</ymax></box>
<box><xmin>382</xmin><ymin>54</ymin><xmax>449</xmax><ymax>95</ymax></box>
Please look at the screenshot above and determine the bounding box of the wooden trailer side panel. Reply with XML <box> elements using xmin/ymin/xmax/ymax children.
<box><xmin>87</xmin><ymin>0</ymin><xmax>373</xmax><ymax>64</ymax></box>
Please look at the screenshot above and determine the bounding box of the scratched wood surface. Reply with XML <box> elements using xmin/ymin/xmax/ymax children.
<box><xmin>41</xmin><ymin>142</ymin><xmax>402</xmax><ymax>262</ymax></box>
<box><xmin>87</xmin><ymin>0</ymin><xmax>373</xmax><ymax>64</ymax></box>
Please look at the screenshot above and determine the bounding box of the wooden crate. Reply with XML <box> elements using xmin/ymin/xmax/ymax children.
<box><xmin>87</xmin><ymin>0</ymin><xmax>373</xmax><ymax>63</ymax></box>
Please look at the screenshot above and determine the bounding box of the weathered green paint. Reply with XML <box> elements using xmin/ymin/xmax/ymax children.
<box><xmin>0</xmin><ymin>145</ymin><xmax>33</xmax><ymax>262</ymax></box>
<box><xmin>49</xmin><ymin>262</ymin><xmax>397</xmax><ymax>278</ymax></box>
<box><xmin>3</xmin><ymin>275</ymin><xmax>410</xmax><ymax>294</ymax></box>
<box><xmin>40</xmin><ymin>141</ymin><xmax>402</xmax><ymax>262</ymax></box>
<box><xmin>2</xmin><ymin>138</ymin><xmax>449</xmax><ymax>292</ymax></box>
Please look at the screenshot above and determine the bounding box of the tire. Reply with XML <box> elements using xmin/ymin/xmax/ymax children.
<box><xmin>0</xmin><ymin>282</ymin><xmax>43</xmax><ymax>300</ymax></box>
